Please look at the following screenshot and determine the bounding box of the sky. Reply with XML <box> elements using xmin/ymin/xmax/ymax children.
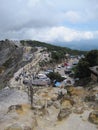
<box><xmin>0</xmin><ymin>0</ymin><xmax>98</xmax><ymax>46</ymax></box>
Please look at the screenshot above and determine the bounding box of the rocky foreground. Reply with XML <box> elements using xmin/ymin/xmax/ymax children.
<box><xmin>0</xmin><ymin>41</ymin><xmax>98</xmax><ymax>130</ymax></box>
<box><xmin>0</xmin><ymin>84</ymin><xmax>98</xmax><ymax>130</ymax></box>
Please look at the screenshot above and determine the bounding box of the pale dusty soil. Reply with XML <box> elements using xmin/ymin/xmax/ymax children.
<box><xmin>34</xmin><ymin>109</ymin><xmax>97</xmax><ymax>130</ymax></box>
<box><xmin>0</xmin><ymin>88</ymin><xmax>32</xmax><ymax>130</ymax></box>
<box><xmin>0</xmin><ymin>88</ymin><xmax>29</xmax><ymax>112</ymax></box>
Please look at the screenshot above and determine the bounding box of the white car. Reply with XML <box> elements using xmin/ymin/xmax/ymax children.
<box><xmin>58</xmin><ymin>65</ymin><xmax>61</xmax><ymax>68</ymax></box>
<box><xmin>62</xmin><ymin>75</ymin><xmax>68</xmax><ymax>79</ymax></box>
<box><xmin>37</xmin><ymin>74</ymin><xmax>47</xmax><ymax>79</ymax></box>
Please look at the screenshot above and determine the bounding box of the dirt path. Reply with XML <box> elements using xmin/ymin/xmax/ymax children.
<box><xmin>9</xmin><ymin>50</ymin><xmax>42</xmax><ymax>88</ymax></box>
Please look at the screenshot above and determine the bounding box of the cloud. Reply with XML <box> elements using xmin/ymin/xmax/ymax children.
<box><xmin>64</xmin><ymin>11</ymin><xmax>82</xmax><ymax>23</ymax></box>
<box><xmin>1</xmin><ymin>26</ymin><xmax>98</xmax><ymax>43</ymax></box>
<box><xmin>0</xmin><ymin>0</ymin><xmax>60</xmax><ymax>32</ymax></box>
<box><xmin>0</xmin><ymin>0</ymin><xmax>98</xmax><ymax>30</ymax></box>
<box><xmin>34</xmin><ymin>27</ymin><xmax>97</xmax><ymax>42</ymax></box>
<box><xmin>0</xmin><ymin>0</ymin><xmax>98</xmax><ymax>42</ymax></box>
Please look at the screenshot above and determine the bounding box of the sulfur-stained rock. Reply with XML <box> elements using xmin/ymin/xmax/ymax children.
<box><xmin>73</xmin><ymin>106</ymin><xmax>84</xmax><ymax>114</ymax></box>
<box><xmin>51</xmin><ymin>96</ymin><xmax>57</xmax><ymax>101</ymax></box>
<box><xmin>47</xmin><ymin>100</ymin><xmax>53</xmax><ymax>107</ymax></box>
<box><xmin>53</xmin><ymin>101</ymin><xmax>61</xmax><ymax>109</ymax></box>
<box><xmin>7</xmin><ymin>105</ymin><xmax>23</xmax><ymax>114</ymax></box>
<box><xmin>61</xmin><ymin>99</ymin><xmax>72</xmax><ymax>109</ymax></box>
<box><xmin>85</xmin><ymin>91</ymin><xmax>98</xmax><ymax>102</ymax></box>
<box><xmin>5</xmin><ymin>124</ymin><xmax>32</xmax><ymax>130</ymax></box>
<box><xmin>5</xmin><ymin>123</ymin><xmax>22</xmax><ymax>130</ymax></box>
<box><xmin>23</xmin><ymin>126</ymin><xmax>32</xmax><ymax>130</ymax></box>
<box><xmin>85</xmin><ymin>86</ymin><xmax>98</xmax><ymax>102</ymax></box>
<box><xmin>67</xmin><ymin>87</ymin><xmax>86</xmax><ymax>97</ymax></box>
<box><xmin>57</xmin><ymin>108</ymin><xmax>72</xmax><ymax>121</ymax></box>
<box><xmin>88</xmin><ymin>111</ymin><xmax>98</xmax><ymax>124</ymax></box>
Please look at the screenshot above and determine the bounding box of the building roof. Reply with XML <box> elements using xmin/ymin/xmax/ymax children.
<box><xmin>89</xmin><ymin>66</ymin><xmax>98</xmax><ymax>75</ymax></box>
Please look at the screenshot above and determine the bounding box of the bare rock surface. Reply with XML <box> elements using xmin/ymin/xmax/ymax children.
<box><xmin>33</xmin><ymin>86</ymin><xmax>98</xmax><ymax>130</ymax></box>
<box><xmin>89</xmin><ymin>111</ymin><xmax>98</xmax><ymax>124</ymax></box>
<box><xmin>0</xmin><ymin>88</ymin><xmax>37</xmax><ymax>130</ymax></box>
<box><xmin>0</xmin><ymin>103</ymin><xmax>37</xmax><ymax>130</ymax></box>
<box><xmin>0</xmin><ymin>88</ymin><xmax>29</xmax><ymax>112</ymax></box>
<box><xmin>57</xmin><ymin>108</ymin><xmax>72</xmax><ymax>121</ymax></box>
<box><xmin>34</xmin><ymin>110</ymin><xmax>97</xmax><ymax>130</ymax></box>
<box><xmin>0</xmin><ymin>85</ymin><xmax>98</xmax><ymax>130</ymax></box>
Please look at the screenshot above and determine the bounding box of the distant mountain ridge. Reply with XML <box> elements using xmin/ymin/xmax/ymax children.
<box><xmin>53</xmin><ymin>39</ymin><xmax>98</xmax><ymax>51</ymax></box>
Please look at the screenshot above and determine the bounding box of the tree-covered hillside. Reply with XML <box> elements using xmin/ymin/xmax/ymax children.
<box><xmin>74</xmin><ymin>50</ymin><xmax>98</xmax><ymax>79</ymax></box>
<box><xmin>20</xmin><ymin>40</ymin><xmax>86</xmax><ymax>55</ymax></box>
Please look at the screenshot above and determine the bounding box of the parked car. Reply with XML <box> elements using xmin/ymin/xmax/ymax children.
<box><xmin>57</xmin><ymin>65</ymin><xmax>62</xmax><ymax>70</ymax></box>
<box><xmin>65</xmin><ymin>70</ymin><xmax>72</xmax><ymax>74</ymax></box>
<box><xmin>37</xmin><ymin>74</ymin><xmax>47</xmax><ymax>79</ymax></box>
<box><xmin>45</xmin><ymin>69</ymin><xmax>53</xmax><ymax>74</ymax></box>
<box><xmin>62</xmin><ymin>75</ymin><xmax>68</xmax><ymax>79</ymax></box>
<box><xmin>66</xmin><ymin>66</ymin><xmax>72</xmax><ymax>70</ymax></box>
<box><xmin>72</xmin><ymin>61</ymin><xmax>78</xmax><ymax>65</ymax></box>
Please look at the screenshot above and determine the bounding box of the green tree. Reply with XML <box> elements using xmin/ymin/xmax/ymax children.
<box><xmin>75</xmin><ymin>59</ymin><xmax>90</xmax><ymax>78</ymax></box>
<box><xmin>47</xmin><ymin>72</ymin><xmax>65</xmax><ymax>82</ymax></box>
<box><xmin>51</xmin><ymin>51</ymin><xmax>65</xmax><ymax>63</ymax></box>
<box><xmin>86</xmin><ymin>50</ymin><xmax>98</xmax><ymax>67</ymax></box>
<box><xmin>74</xmin><ymin>50</ymin><xmax>98</xmax><ymax>79</ymax></box>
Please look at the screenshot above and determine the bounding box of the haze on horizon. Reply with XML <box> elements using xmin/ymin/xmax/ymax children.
<box><xmin>0</xmin><ymin>0</ymin><xmax>98</xmax><ymax>50</ymax></box>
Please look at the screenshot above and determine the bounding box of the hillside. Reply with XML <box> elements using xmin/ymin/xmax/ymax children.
<box><xmin>0</xmin><ymin>40</ymin><xmax>36</xmax><ymax>89</ymax></box>
<box><xmin>20</xmin><ymin>40</ymin><xmax>87</xmax><ymax>55</ymax></box>
<box><xmin>0</xmin><ymin>40</ymin><xmax>24</xmax><ymax>88</ymax></box>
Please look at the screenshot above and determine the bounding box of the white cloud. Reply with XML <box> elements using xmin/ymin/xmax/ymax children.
<box><xmin>42</xmin><ymin>27</ymin><xmax>96</xmax><ymax>42</ymax></box>
<box><xmin>1</xmin><ymin>26</ymin><xmax>98</xmax><ymax>43</ymax></box>
<box><xmin>0</xmin><ymin>0</ymin><xmax>98</xmax><ymax>31</ymax></box>
<box><xmin>64</xmin><ymin>11</ymin><xmax>81</xmax><ymax>23</ymax></box>
<box><xmin>0</xmin><ymin>0</ymin><xmax>98</xmax><ymax>42</ymax></box>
